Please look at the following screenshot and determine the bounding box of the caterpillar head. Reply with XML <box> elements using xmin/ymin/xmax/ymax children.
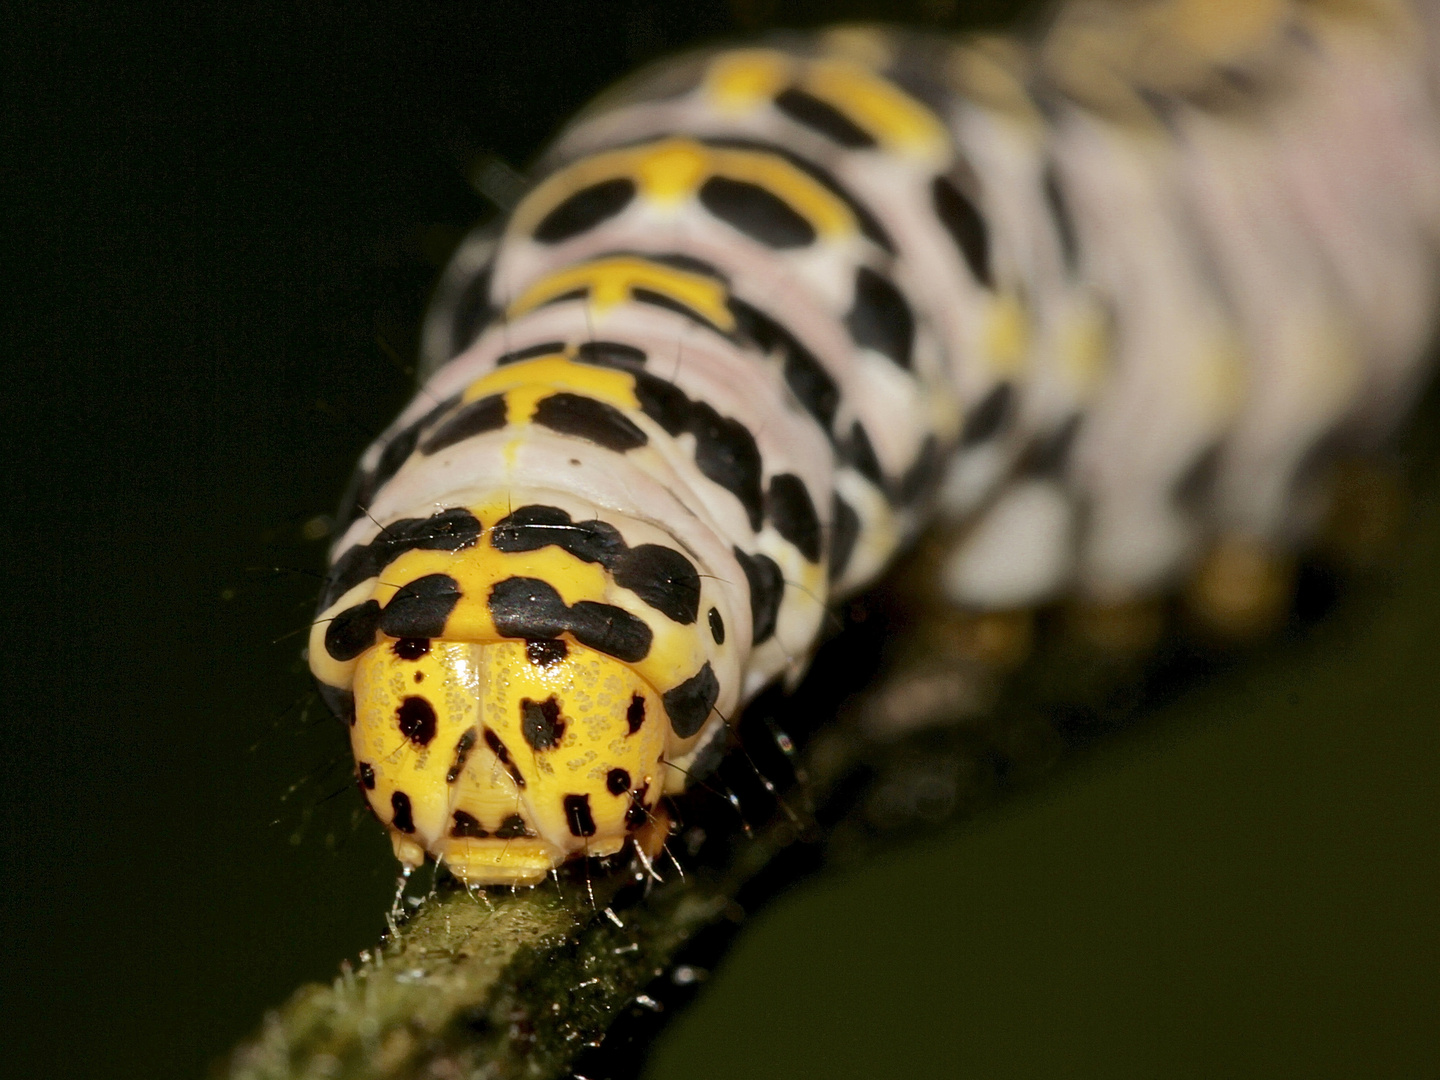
<box><xmin>310</xmin><ymin>501</ymin><xmax>736</xmax><ymax>885</ymax></box>
<box><xmin>350</xmin><ymin>634</ymin><xmax>671</xmax><ymax>885</ymax></box>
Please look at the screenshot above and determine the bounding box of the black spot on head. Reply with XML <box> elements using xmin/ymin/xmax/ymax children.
<box><xmin>357</xmin><ymin>762</ymin><xmax>376</xmax><ymax>789</ymax></box>
<box><xmin>733</xmin><ymin>546</ymin><xmax>783</xmax><ymax>645</ymax></box>
<box><xmin>532</xmin><ymin>393</ymin><xmax>648</xmax><ymax>452</ymax></box>
<box><xmin>520</xmin><ymin>696</ymin><xmax>566</xmax><ymax>752</ymax></box>
<box><xmin>324</xmin><ymin>600</ymin><xmax>381</xmax><ymax>662</ymax></box>
<box><xmin>446</xmin><ymin>727</ymin><xmax>477</xmax><ymax>783</ymax></box>
<box><xmin>483</xmin><ymin>728</ymin><xmax>527</xmax><ymax>789</ymax></box>
<box><xmin>450</xmin><ymin>810</ymin><xmax>488</xmax><ymax>839</ymax></box>
<box><xmin>575</xmin><ymin>340</ymin><xmax>647</xmax><ymax>370</ymax></box>
<box><xmin>525</xmin><ymin>638</ymin><xmax>568</xmax><ymax>666</ymax></box>
<box><xmin>662</xmin><ymin>662</ymin><xmax>720</xmax><ymax>739</ymax></box>
<box><xmin>932</xmin><ymin>174</ymin><xmax>992</xmax><ymax>287</ymax></box>
<box><xmin>699</xmin><ymin>175</ymin><xmax>816</xmax><ymax>248</ymax></box>
<box><xmin>766</xmin><ymin>473</ymin><xmax>822</xmax><ymax>563</ymax></box>
<box><xmin>613</xmin><ymin>544</ymin><xmax>701</xmax><ymax>624</ymax></box>
<box><xmin>396</xmin><ymin>696</ymin><xmax>437</xmax><ymax>747</ymax></box>
<box><xmin>496</xmin><ymin>341</ymin><xmax>566</xmax><ymax>366</ymax></box>
<box><xmin>494</xmin><ymin>813</ymin><xmax>533</xmax><ymax>839</ymax></box>
<box><xmin>393</xmin><ymin>637</ymin><xmax>430</xmax><ymax>661</ymax></box>
<box><xmin>533</xmin><ymin>177</ymin><xmax>636</xmax><ymax>243</ymax></box>
<box><xmin>606</xmin><ymin>768</ymin><xmax>631</xmax><ymax>796</ymax></box>
<box><xmin>390</xmin><ymin>791</ymin><xmax>415</xmax><ymax>833</ymax></box>
<box><xmin>626</xmin><ymin>694</ymin><xmax>646</xmax><ymax>735</ymax></box>
<box><xmin>774</xmin><ymin>86</ymin><xmax>877</xmax><ymax>148</ymax></box>
<box><xmin>492</xmin><ymin>505</ymin><xmax>625</xmax><ymax>566</ymax></box>
<box><xmin>378</xmin><ymin>573</ymin><xmax>463</xmax><ymax>639</ymax></box>
<box><xmin>845</xmin><ymin>267</ymin><xmax>914</xmax><ymax>369</ymax></box>
<box><xmin>960</xmin><ymin>382</ymin><xmax>1014</xmax><ymax>447</ymax></box>
<box><xmin>829</xmin><ymin>494</ymin><xmax>862</xmax><ymax>583</ymax></box>
<box><xmin>418</xmin><ymin>393</ymin><xmax>507</xmax><ymax>455</ymax></box>
<box><xmin>563</xmin><ymin>793</ymin><xmax>598</xmax><ymax>837</ymax></box>
<box><xmin>708</xmin><ymin>606</ymin><xmax>725</xmax><ymax>644</ymax></box>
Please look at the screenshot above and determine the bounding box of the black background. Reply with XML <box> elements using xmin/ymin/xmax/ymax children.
<box><xmin>5</xmin><ymin>2</ymin><xmax>1437</xmax><ymax>1078</ymax></box>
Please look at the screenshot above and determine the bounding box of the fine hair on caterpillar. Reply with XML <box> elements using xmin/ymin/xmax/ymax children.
<box><xmin>307</xmin><ymin>1</ymin><xmax>1440</xmax><ymax>889</ymax></box>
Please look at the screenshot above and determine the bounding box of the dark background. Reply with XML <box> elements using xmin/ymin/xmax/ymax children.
<box><xmin>4</xmin><ymin>1</ymin><xmax>1436</xmax><ymax>1077</ymax></box>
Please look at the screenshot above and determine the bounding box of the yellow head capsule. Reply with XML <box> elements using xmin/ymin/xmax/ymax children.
<box><xmin>351</xmin><ymin>634</ymin><xmax>669</xmax><ymax>886</ymax></box>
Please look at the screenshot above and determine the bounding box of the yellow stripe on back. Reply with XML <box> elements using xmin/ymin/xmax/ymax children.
<box><xmin>505</xmin><ymin>255</ymin><xmax>737</xmax><ymax>332</ymax></box>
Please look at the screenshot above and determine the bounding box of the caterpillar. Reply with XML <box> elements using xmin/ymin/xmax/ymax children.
<box><xmin>309</xmin><ymin>0</ymin><xmax>1440</xmax><ymax>887</ymax></box>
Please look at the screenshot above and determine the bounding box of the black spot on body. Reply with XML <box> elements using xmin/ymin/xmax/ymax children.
<box><xmin>613</xmin><ymin>545</ymin><xmax>701</xmax><ymax>624</ymax></box>
<box><xmin>532</xmin><ymin>393</ymin><xmax>647</xmax><ymax>452</ymax></box>
<box><xmin>766</xmin><ymin>473</ymin><xmax>822</xmax><ymax>563</ymax></box>
<box><xmin>897</xmin><ymin>435</ymin><xmax>942</xmax><ymax>505</ymax></box>
<box><xmin>626</xmin><ymin>694</ymin><xmax>646</xmax><ymax>735</ymax></box>
<box><xmin>932</xmin><ymin>174</ymin><xmax>992</xmax><ymax>287</ymax></box>
<box><xmin>1173</xmin><ymin>443</ymin><xmax>1222</xmax><ymax>510</ymax></box>
<box><xmin>492</xmin><ymin>505</ymin><xmax>625</xmax><ymax>566</ymax></box>
<box><xmin>631</xmin><ymin>287</ymin><xmax>726</xmax><ymax>332</ymax></box>
<box><xmin>631</xmin><ymin>373</ymin><xmax>768</xmax><ymax>531</ymax></box>
<box><xmin>526</xmin><ymin>638</ymin><xmax>568</xmax><ymax>666</ymax></box>
<box><xmin>733</xmin><ymin>546</ymin><xmax>783</xmax><ymax>644</ymax></box>
<box><xmin>488</xmin><ymin>577</ymin><xmax>571</xmax><ymax>641</ymax></box>
<box><xmin>960</xmin><ymin>382</ymin><xmax>1014</xmax><ymax>446</ymax></box>
<box><xmin>568</xmin><ymin>601</ymin><xmax>654</xmax><ymax>663</ymax></box>
<box><xmin>520</xmin><ymin>696</ymin><xmax>566</xmax><ymax>751</ymax></box>
<box><xmin>323</xmin><ymin>507</ymin><xmax>482</xmax><ymax>609</ymax></box>
<box><xmin>829</xmin><ymin>495</ymin><xmax>861</xmax><ymax>582</ymax></box>
<box><xmin>393</xmin><ymin>637</ymin><xmax>430</xmax><ymax>661</ymax></box>
<box><xmin>703</xmin><ymin>136</ymin><xmax>894</xmax><ymax>251</ymax></box>
<box><xmin>845</xmin><ymin>267</ymin><xmax>914</xmax><ymax>369</ymax></box>
<box><xmin>357</xmin><ymin>762</ymin><xmax>376</xmax><ymax>789</ymax></box>
<box><xmin>496</xmin><ymin>341</ymin><xmax>566</xmax><ymax>366</ymax></box>
<box><xmin>450</xmin><ymin>810</ymin><xmax>488</xmax><ymax>838</ymax></box>
<box><xmin>1042</xmin><ymin>163</ymin><xmax>1079</xmax><ymax>273</ymax></box>
<box><xmin>575</xmin><ymin>340</ymin><xmax>647</xmax><ymax>369</ymax></box>
<box><xmin>775</xmin><ymin>86</ymin><xmax>877</xmax><ymax>148</ymax></box>
<box><xmin>396</xmin><ymin>696</ymin><xmax>437</xmax><ymax>747</ymax></box>
<box><xmin>708</xmin><ymin>606</ymin><xmax>725</xmax><ymax>644</ymax></box>
<box><xmin>450</xmin><ymin>262</ymin><xmax>494</xmax><ymax>358</ymax></box>
<box><xmin>419</xmin><ymin>394</ymin><xmax>507</xmax><ymax>454</ymax></box>
<box><xmin>564</xmin><ymin>793</ymin><xmax>598</xmax><ymax>837</ymax></box>
<box><xmin>842</xmin><ymin>422</ymin><xmax>885</xmax><ymax>487</ymax></box>
<box><xmin>731</xmin><ymin>299</ymin><xmax>839</xmax><ymax>431</ymax></box>
<box><xmin>663</xmin><ymin>662</ymin><xmax>720</xmax><ymax>738</ymax></box>
<box><xmin>699</xmin><ymin>175</ymin><xmax>816</xmax><ymax>248</ymax></box>
<box><xmin>533</xmin><ymin>178</ymin><xmax>635</xmax><ymax>243</ymax></box>
<box><xmin>494</xmin><ymin>814</ymin><xmax>533</xmax><ymax>839</ymax></box>
<box><xmin>379</xmin><ymin>574</ymin><xmax>462</xmax><ymax>640</ymax></box>
<box><xmin>324</xmin><ymin>600</ymin><xmax>381</xmax><ymax>662</ymax></box>
<box><xmin>1022</xmin><ymin>414</ymin><xmax>1081</xmax><ymax>477</ymax></box>
<box><xmin>447</xmin><ymin>728</ymin><xmax>477</xmax><ymax>783</ymax></box>
<box><xmin>606</xmin><ymin>768</ymin><xmax>631</xmax><ymax>796</ymax></box>
<box><xmin>390</xmin><ymin>791</ymin><xmax>415</xmax><ymax>833</ymax></box>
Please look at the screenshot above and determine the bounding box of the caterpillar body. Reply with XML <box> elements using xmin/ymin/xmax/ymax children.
<box><xmin>309</xmin><ymin>0</ymin><xmax>1440</xmax><ymax>886</ymax></box>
